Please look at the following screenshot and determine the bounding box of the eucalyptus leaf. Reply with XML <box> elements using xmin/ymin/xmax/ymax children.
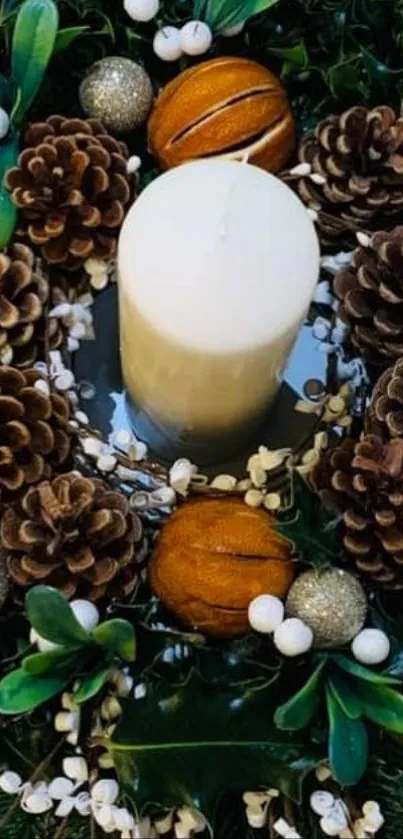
<box><xmin>333</xmin><ymin>655</ymin><xmax>402</xmax><ymax>686</ymax></box>
<box><xmin>93</xmin><ymin>619</ymin><xmax>136</xmax><ymax>663</ymax></box>
<box><xmin>0</xmin><ymin>137</ymin><xmax>18</xmax><ymax>248</ymax></box>
<box><xmin>0</xmin><ymin>668</ymin><xmax>68</xmax><ymax>714</ymax></box>
<box><xmin>74</xmin><ymin>666</ymin><xmax>111</xmax><ymax>704</ymax></box>
<box><xmin>326</xmin><ymin>683</ymin><xmax>368</xmax><ymax>786</ymax></box>
<box><xmin>274</xmin><ymin>658</ymin><xmax>327</xmax><ymax>731</ymax></box>
<box><xmin>354</xmin><ymin>681</ymin><xmax>403</xmax><ymax>734</ymax></box>
<box><xmin>111</xmin><ymin>676</ymin><xmax>319</xmax><ymax>819</ymax></box>
<box><xmin>53</xmin><ymin>25</ymin><xmax>89</xmax><ymax>54</ymax></box>
<box><xmin>11</xmin><ymin>0</ymin><xmax>59</xmax><ymax>123</ymax></box>
<box><xmin>327</xmin><ymin>670</ymin><xmax>362</xmax><ymax>720</ymax></box>
<box><xmin>203</xmin><ymin>0</ymin><xmax>280</xmax><ymax>30</ymax></box>
<box><xmin>26</xmin><ymin>586</ymin><xmax>90</xmax><ymax>647</ymax></box>
<box><xmin>22</xmin><ymin>648</ymin><xmax>79</xmax><ymax>676</ymax></box>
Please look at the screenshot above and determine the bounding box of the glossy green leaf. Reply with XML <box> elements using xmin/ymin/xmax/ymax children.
<box><xmin>111</xmin><ymin>676</ymin><xmax>319</xmax><ymax>819</ymax></box>
<box><xmin>327</xmin><ymin>670</ymin><xmax>362</xmax><ymax>720</ymax></box>
<box><xmin>276</xmin><ymin>476</ymin><xmax>343</xmax><ymax>568</ymax></box>
<box><xmin>0</xmin><ymin>74</ymin><xmax>13</xmax><ymax>110</ymax></box>
<box><xmin>93</xmin><ymin>619</ymin><xmax>136</xmax><ymax>663</ymax></box>
<box><xmin>22</xmin><ymin>648</ymin><xmax>78</xmax><ymax>676</ymax></box>
<box><xmin>0</xmin><ymin>668</ymin><xmax>68</xmax><ymax>714</ymax></box>
<box><xmin>11</xmin><ymin>0</ymin><xmax>59</xmax><ymax>122</ymax></box>
<box><xmin>334</xmin><ymin>655</ymin><xmax>402</xmax><ymax>685</ymax></box>
<box><xmin>74</xmin><ymin>666</ymin><xmax>110</xmax><ymax>704</ymax></box>
<box><xmin>354</xmin><ymin>681</ymin><xmax>403</xmax><ymax>734</ymax></box>
<box><xmin>269</xmin><ymin>42</ymin><xmax>309</xmax><ymax>77</ymax></box>
<box><xmin>274</xmin><ymin>658</ymin><xmax>327</xmax><ymax>731</ymax></box>
<box><xmin>326</xmin><ymin>683</ymin><xmax>368</xmax><ymax>786</ymax></box>
<box><xmin>0</xmin><ymin>137</ymin><xmax>18</xmax><ymax>248</ymax></box>
<box><xmin>26</xmin><ymin>586</ymin><xmax>90</xmax><ymax>647</ymax></box>
<box><xmin>53</xmin><ymin>25</ymin><xmax>89</xmax><ymax>54</ymax></box>
<box><xmin>202</xmin><ymin>0</ymin><xmax>280</xmax><ymax>30</ymax></box>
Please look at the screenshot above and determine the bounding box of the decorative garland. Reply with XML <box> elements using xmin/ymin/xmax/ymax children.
<box><xmin>0</xmin><ymin>1</ymin><xmax>402</xmax><ymax>838</ymax></box>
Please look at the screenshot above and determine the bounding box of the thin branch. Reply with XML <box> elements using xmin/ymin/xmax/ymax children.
<box><xmin>0</xmin><ymin>736</ymin><xmax>65</xmax><ymax>832</ymax></box>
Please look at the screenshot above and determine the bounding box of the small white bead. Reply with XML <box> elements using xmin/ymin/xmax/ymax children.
<box><xmin>91</xmin><ymin>779</ymin><xmax>119</xmax><ymax>806</ymax></box>
<box><xmin>90</xmin><ymin>272</ymin><xmax>109</xmax><ymax>291</ymax></box>
<box><xmin>49</xmin><ymin>302</ymin><xmax>72</xmax><ymax>319</ymax></box>
<box><xmin>82</xmin><ymin>436</ymin><xmax>103</xmax><ymax>458</ymax></box>
<box><xmin>134</xmin><ymin>683</ymin><xmax>147</xmax><ymax>700</ymax></box>
<box><xmin>115</xmin><ymin>673</ymin><xmax>134</xmax><ymax>697</ymax></box>
<box><xmin>310</xmin><ymin>791</ymin><xmax>335</xmax><ymax>816</ymax></box>
<box><xmin>310</xmin><ymin>173</ymin><xmax>326</xmax><ymax>185</ymax></box>
<box><xmin>356</xmin><ymin>231</ymin><xmax>371</xmax><ymax>247</ymax></box>
<box><xmin>61</xmin><ymin>692</ymin><xmax>78</xmax><ymax>711</ymax></box>
<box><xmin>274</xmin><ymin>619</ymin><xmax>313</xmax><ymax>657</ymax></box>
<box><xmin>75</xmin><ymin>410</ymin><xmax>89</xmax><ymax>425</ymax></box>
<box><xmin>154</xmin><ymin>26</ymin><xmax>183</xmax><ymax>61</ymax></box>
<box><xmin>244</xmin><ymin>489</ymin><xmax>264</xmax><ymax>508</ymax></box>
<box><xmin>290</xmin><ymin>162</ymin><xmax>311</xmax><ymax>176</ymax></box>
<box><xmin>66</xmin><ymin>729</ymin><xmax>79</xmax><ymax>746</ymax></box>
<box><xmin>315</xmin><ymin>764</ymin><xmax>332</xmax><ymax>782</ymax></box>
<box><xmin>75</xmin><ymin>791</ymin><xmax>92</xmax><ymax>816</ymax></box>
<box><xmin>67</xmin><ymin>336</ymin><xmax>80</xmax><ymax>353</ymax></box>
<box><xmin>273</xmin><ymin>818</ymin><xmax>293</xmax><ymax>838</ymax></box>
<box><xmin>222</xmin><ymin>21</ymin><xmax>244</xmax><ymax>36</ymax></box>
<box><xmin>210</xmin><ymin>474</ymin><xmax>237</xmax><ymax>491</ymax></box>
<box><xmin>48</xmin><ymin>777</ymin><xmax>75</xmax><ymax>800</ymax></box>
<box><xmin>22</xmin><ymin>792</ymin><xmax>53</xmax><ymax>814</ymax></box>
<box><xmin>69</xmin><ymin>322</ymin><xmax>87</xmax><ymax>340</ymax></box>
<box><xmin>0</xmin><ymin>771</ymin><xmax>23</xmax><ymax>794</ymax></box>
<box><xmin>352</xmin><ymin>629</ymin><xmax>390</xmax><ymax>665</ymax></box>
<box><xmin>169</xmin><ymin>458</ymin><xmax>196</xmax><ymax>495</ymax></box>
<box><xmin>114</xmin><ymin>807</ymin><xmax>135</xmax><ymax>832</ymax></box>
<box><xmin>246</xmin><ymin>804</ymin><xmax>269</xmax><ymax>829</ymax></box>
<box><xmin>124</xmin><ymin>0</ymin><xmax>159</xmax><ymax>22</ymax></box>
<box><xmin>93</xmin><ymin>803</ymin><xmax>116</xmax><ymax>829</ymax></box>
<box><xmin>149</xmin><ymin>486</ymin><xmax>176</xmax><ymax>507</ymax></box>
<box><xmin>0</xmin><ymin>107</ymin><xmax>10</xmax><ymax>139</ymax></box>
<box><xmin>54</xmin><ymin>370</ymin><xmax>75</xmax><ymax>391</ymax></box>
<box><xmin>54</xmin><ymin>711</ymin><xmax>80</xmax><ymax>732</ymax></box>
<box><xmin>63</xmin><ymin>756</ymin><xmax>88</xmax><ymax>782</ymax></box>
<box><xmin>180</xmin><ymin>20</ymin><xmax>213</xmax><ymax>55</ymax></box>
<box><xmin>55</xmin><ymin>797</ymin><xmax>76</xmax><ymax>818</ymax></box>
<box><xmin>248</xmin><ymin>595</ymin><xmax>284</xmax><ymax>634</ymax></box>
<box><xmin>97</xmin><ymin>453</ymin><xmax>118</xmax><ymax>473</ymax></box>
<box><xmin>128</xmin><ymin>440</ymin><xmax>148</xmax><ymax>461</ymax></box>
<box><xmin>127</xmin><ymin>155</ymin><xmax>142</xmax><ymax>175</ymax></box>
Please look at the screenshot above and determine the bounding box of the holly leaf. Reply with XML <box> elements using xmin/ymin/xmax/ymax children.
<box><xmin>326</xmin><ymin>682</ymin><xmax>368</xmax><ymax>786</ymax></box>
<box><xmin>111</xmin><ymin>675</ymin><xmax>319</xmax><ymax>821</ymax></box>
<box><xmin>26</xmin><ymin>586</ymin><xmax>90</xmax><ymax>647</ymax></box>
<box><xmin>275</xmin><ymin>476</ymin><xmax>343</xmax><ymax>568</ymax></box>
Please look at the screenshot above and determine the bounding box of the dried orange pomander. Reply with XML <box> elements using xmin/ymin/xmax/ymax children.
<box><xmin>148</xmin><ymin>56</ymin><xmax>296</xmax><ymax>173</ymax></box>
<box><xmin>149</xmin><ymin>498</ymin><xmax>294</xmax><ymax>638</ymax></box>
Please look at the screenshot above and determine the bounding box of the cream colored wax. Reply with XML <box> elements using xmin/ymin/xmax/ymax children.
<box><xmin>118</xmin><ymin>160</ymin><xmax>319</xmax><ymax>461</ymax></box>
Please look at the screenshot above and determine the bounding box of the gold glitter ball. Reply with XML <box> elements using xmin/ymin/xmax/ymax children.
<box><xmin>286</xmin><ymin>568</ymin><xmax>367</xmax><ymax>648</ymax></box>
<box><xmin>79</xmin><ymin>57</ymin><xmax>153</xmax><ymax>133</ymax></box>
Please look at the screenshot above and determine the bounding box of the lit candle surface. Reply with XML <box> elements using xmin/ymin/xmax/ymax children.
<box><xmin>118</xmin><ymin>160</ymin><xmax>319</xmax><ymax>461</ymax></box>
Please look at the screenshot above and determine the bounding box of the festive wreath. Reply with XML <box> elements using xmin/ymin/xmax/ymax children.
<box><xmin>0</xmin><ymin>1</ymin><xmax>402</xmax><ymax>838</ymax></box>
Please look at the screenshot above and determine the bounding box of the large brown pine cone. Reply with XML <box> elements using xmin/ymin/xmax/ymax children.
<box><xmin>5</xmin><ymin>116</ymin><xmax>132</xmax><ymax>271</ymax></box>
<box><xmin>2</xmin><ymin>472</ymin><xmax>146</xmax><ymax>601</ymax></box>
<box><xmin>366</xmin><ymin>358</ymin><xmax>403</xmax><ymax>440</ymax></box>
<box><xmin>0</xmin><ymin>366</ymin><xmax>70</xmax><ymax>506</ymax></box>
<box><xmin>311</xmin><ymin>434</ymin><xmax>403</xmax><ymax>590</ymax></box>
<box><xmin>333</xmin><ymin>227</ymin><xmax>403</xmax><ymax>366</ymax></box>
<box><xmin>0</xmin><ymin>242</ymin><xmax>63</xmax><ymax>368</ymax></box>
<box><xmin>286</xmin><ymin>106</ymin><xmax>403</xmax><ymax>249</ymax></box>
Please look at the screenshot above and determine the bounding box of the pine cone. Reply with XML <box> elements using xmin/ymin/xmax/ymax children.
<box><xmin>333</xmin><ymin>227</ymin><xmax>403</xmax><ymax>366</ymax></box>
<box><xmin>0</xmin><ymin>242</ymin><xmax>63</xmax><ymax>368</ymax></box>
<box><xmin>5</xmin><ymin>116</ymin><xmax>132</xmax><ymax>271</ymax></box>
<box><xmin>286</xmin><ymin>106</ymin><xmax>403</xmax><ymax>249</ymax></box>
<box><xmin>0</xmin><ymin>366</ymin><xmax>70</xmax><ymax>506</ymax></box>
<box><xmin>311</xmin><ymin>434</ymin><xmax>403</xmax><ymax>591</ymax></box>
<box><xmin>2</xmin><ymin>472</ymin><xmax>146</xmax><ymax>601</ymax></box>
<box><xmin>365</xmin><ymin>358</ymin><xmax>403</xmax><ymax>440</ymax></box>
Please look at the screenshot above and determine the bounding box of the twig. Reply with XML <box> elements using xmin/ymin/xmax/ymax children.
<box><xmin>0</xmin><ymin>736</ymin><xmax>65</xmax><ymax>832</ymax></box>
<box><xmin>54</xmin><ymin>815</ymin><xmax>70</xmax><ymax>839</ymax></box>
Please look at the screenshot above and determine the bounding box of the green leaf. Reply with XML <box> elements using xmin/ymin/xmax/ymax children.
<box><xmin>354</xmin><ymin>681</ymin><xmax>403</xmax><ymax>734</ymax></box>
<box><xmin>53</xmin><ymin>25</ymin><xmax>89</xmax><ymax>54</ymax></box>
<box><xmin>326</xmin><ymin>682</ymin><xmax>368</xmax><ymax>786</ymax></box>
<box><xmin>0</xmin><ymin>668</ymin><xmax>68</xmax><ymax>713</ymax></box>
<box><xmin>0</xmin><ymin>74</ymin><xmax>13</xmax><ymax>110</ymax></box>
<box><xmin>26</xmin><ymin>586</ymin><xmax>90</xmax><ymax>647</ymax></box>
<box><xmin>0</xmin><ymin>137</ymin><xmax>18</xmax><ymax>248</ymax></box>
<box><xmin>334</xmin><ymin>655</ymin><xmax>402</xmax><ymax>686</ymax></box>
<box><xmin>93</xmin><ymin>619</ymin><xmax>136</xmax><ymax>663</ymax></box>
<box><xmin>269</xmin><ymin>42</ymin><xmax>309</xmax><ymax>77</ymax></box>
<box><xmin>203</xmin><ymin>0</ymin><xmax>280</xmax><ymax>31</ymax></box>
<box><xmin>275</xmin><ymin>476</ymin><xmax>343</xmax><ymax>568</ymax></box>
<box><xmin>327</xmin><ymin>670</ymin><xmax>362</xmax><ymax>720</ymax></box>
<box><xmin>111</xmin><ymin>675</ymin><xmax>319</xmax><ymax>819</ymax></box>
<box><xmin>74</xmin><ymin>666</ymin><xmax>110</xmax><ymax>704</ymax></box>
<box><xmin>274</xmin><ymin>658</ymin><xmax>327</xmax><ymax>731</ymax></box>
<box><xmin>22</xmin><ymin>648</ymin><xmax>78</xmax><ymax>676</ymax></box>
<box><xmin>11</xmin><ymin>0</ymin><xmax>59</xmax><ymax>123</ymax></box>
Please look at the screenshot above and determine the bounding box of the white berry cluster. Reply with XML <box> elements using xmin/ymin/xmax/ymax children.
<box><xmin>248</xmin><ymin>594</ymin><xmax>313</xmax><ymax>657</ymax></box>
<box><xmin>33</xmin><ymin>352</ymin><xmax>92</xmax><ymax>433</ymax></box>
<box><xmin>84</xmin><ymin>257</ymin><xmax>116</xmax><ymax>293</ymax></box>
<box><xmin>310</xmin><ymin>790</ymin><xmax>384</xmax><ymax>837</ymax></box>
<box><xmin>49</xmin><ymin>291</ymin><xmax>95</xmax><ymax>353</ymax></box>
<box><xmin>242</xmin><ymin>789</ymin><xmax>280</xmax><ymax>829</ymax></box>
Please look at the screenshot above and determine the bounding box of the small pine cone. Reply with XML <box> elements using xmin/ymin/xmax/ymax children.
<box><xmin>5</xmin><ymin>116</ymin><xmax>132</xmax><ymax>271</ymax></box>
<box><xmin>333</xmin><ymin>227</ymin><xmax>403</xmax><ymax>366</ymax></box>
<box><xmin>0</xmin><ymin>366</ymin><xmax>70</xmax><ymax>506</ymax></box>
<box><xmin>286</xmin><ymin>106</ymin><xmax>403</xmax><ymax>249</ymax></box>
<box><xmin>366</xmin><ymin>358</ymin><xmax>403</xmax><ymax>440</ymax></box>
<box><xmin>311</xmin><ymin>434</ymin><xmax>403</xmax><ymax>591</ymax></box>
<box><xmin>3</xmin><ymin>472</ymin><xmax>145</xmax><ymax>601</ymax></box>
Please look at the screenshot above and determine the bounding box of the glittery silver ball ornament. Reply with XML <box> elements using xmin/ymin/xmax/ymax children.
<box><xmin>79</xmin><ymin>57</ymin><xmax>153</xmax><ymax>133</ymax></box>
<box><xmin>286</xmin><ymin>568</ymin><xmax>367</xmax><ymax>648</ymax></box>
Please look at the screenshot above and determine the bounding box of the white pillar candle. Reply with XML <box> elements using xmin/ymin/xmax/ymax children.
<box><xmin>118</xmin><ymin>160</ymin><xmax>319</xmax><ymax>461</ymax></box>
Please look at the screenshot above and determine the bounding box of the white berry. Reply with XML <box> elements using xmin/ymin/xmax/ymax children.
<box><xmin>274</xmin><ymin>618</ymin><xmax>313</xmax><ymax>657</ymax></box>
<box><xmin>310</xmin><ymin>791</ymin><xmax>335</xmax><ymax>816</ymax></box>
<box><xmin>352</xmin><ymin>628</ymin><xmax>390</xmax><ymax>665</ymax></box>
<box><xmin>180</xmin><ymin>20</ymin><xmax>213</xmax><ymax>55</ymax></box>
<box><xmin>29</xmin><ymin>628</ymin><xmax>59</xmax><ymax>653</ymax></box>
<box><xmin>222</xmin><ymin>21</ymin><xmax>245</xmax><ymax>36</ymax></box>
<box><xmin>124</xmin><ymin>0</ymin><xmax>159</xmax><ymax>22</ymax></box>
<box><xmin>0</xmin><ymin>771</ymin><xmax>23</xmax><ymax>794</ymax></box>
<box><xmin>153</xmin><ymin>26</ymin><xmax>183</xmax><ymax>61</ymax></box>
<box><xmin>0</xmin><ymin>107</ymin><xmax>10</xmax><ymax>139</ymax></box>
<box><xmin>70</xmin><ymin>600</ymin><xmax>100</xmax><ymax>632</ymax></box>
<box><xmin>248</xmin><ymin>595</ymin><xmax>284</xmax><ymax>634</ymax></box>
